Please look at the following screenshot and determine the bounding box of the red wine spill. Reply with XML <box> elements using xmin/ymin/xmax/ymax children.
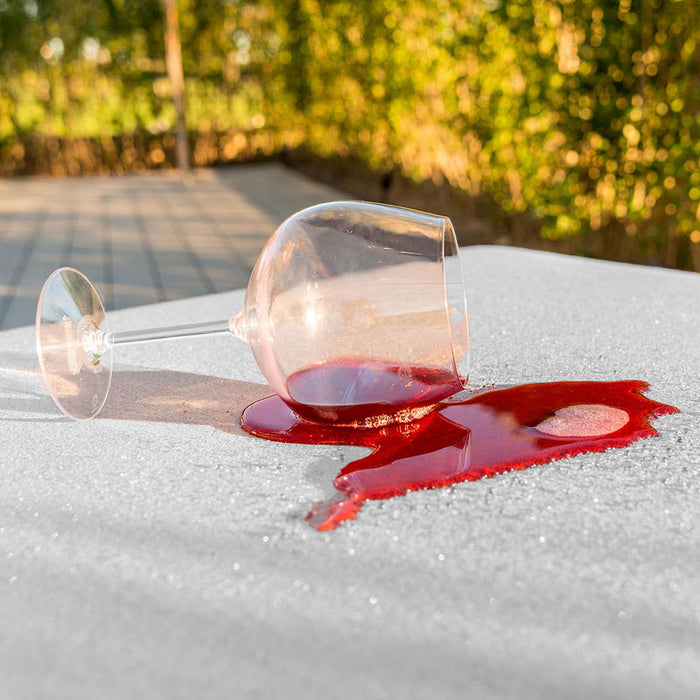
<box><xmin>241</xmin><ymin>366</ymin><xmax>679</xmax><ymax>531</ymax></box>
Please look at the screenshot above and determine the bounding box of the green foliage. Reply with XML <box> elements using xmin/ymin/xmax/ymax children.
<box><xmin>268</xmin><ymin>0</ymin><xmax>700</xmax><ymax>251</ymax></box>
<box><xmin>0</xmin><ymin>0</ymin><xmax>274</xmax><ymax>139</ymax></box>
<box><xmin>1</xmin><ymin>0</ymin><xmax>699</xmax><ymax>257</ymax></box>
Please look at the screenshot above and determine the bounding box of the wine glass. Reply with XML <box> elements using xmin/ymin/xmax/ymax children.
<box><xmin>36</xmin><ymin>201</ymin><xmax>470</xmax><ymax>424</ymax></box>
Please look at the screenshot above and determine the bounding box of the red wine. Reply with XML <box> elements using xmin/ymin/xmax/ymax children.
<box><xmin>241</xmin><ymin>365</ymin><xmax>679</xmax><ymax>531</ymax></box>
<box><xmin>284</xmin><ymin>359</ymin><xmax>463</xmax><ymax>424</ymax></box>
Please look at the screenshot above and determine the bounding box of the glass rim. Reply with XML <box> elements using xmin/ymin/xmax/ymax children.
<box><xmin>440</xmin><ymin>217</ymin><xmax>470</xmax><ymax>389</ymax></box>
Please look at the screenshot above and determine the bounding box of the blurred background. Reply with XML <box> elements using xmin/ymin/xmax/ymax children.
<box><xmin>1</xmin><ymin>0</ymin><xmax>699</xmax><ymax>270</ymax></box>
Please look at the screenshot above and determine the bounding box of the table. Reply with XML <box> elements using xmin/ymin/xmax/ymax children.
<box><xmin>1</xmin><ymin>246</ymin><xmax>698</xmax><ymax>699</ymax></box>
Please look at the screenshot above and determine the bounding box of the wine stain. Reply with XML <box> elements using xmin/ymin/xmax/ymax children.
<box><xmin>241</xmin><ymin>378</ymin><xmax>679</xmax><ymax>531</ymax></box>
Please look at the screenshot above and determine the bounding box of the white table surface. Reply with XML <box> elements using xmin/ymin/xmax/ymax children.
<box><xmin>1</xmin><ymin>246</ymin><xmax>698</xmax><ymax>699</ymax></box>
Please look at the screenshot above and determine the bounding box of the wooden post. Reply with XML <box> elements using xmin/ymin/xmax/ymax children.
<box><xmin>161</xmin><ymin>0</ymin><xmax>189</xmax><ymax>172</ymax></box>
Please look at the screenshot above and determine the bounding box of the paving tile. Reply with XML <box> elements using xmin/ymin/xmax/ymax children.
<box><xmin>0</xmin><ymin>164</ymin><xmax>348</xmax><ymax>330</ymax></box>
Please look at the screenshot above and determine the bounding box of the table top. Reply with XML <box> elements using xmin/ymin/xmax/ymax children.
<box><xmin>1</xmin><ymin>245</ymin><xmax>698</xmax><ymax>699</ymax></box>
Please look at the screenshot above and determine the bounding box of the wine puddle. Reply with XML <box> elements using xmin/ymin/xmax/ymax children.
<box><xmin>241</xmin><ymin>381</ymin><xmax>678</xmax><ymax>531</ymax></box>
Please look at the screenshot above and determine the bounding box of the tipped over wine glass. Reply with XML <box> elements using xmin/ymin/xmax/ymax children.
<box><xmin>36</xmin><ymin>201</ymin><xmax>470</xmax><ymax>426</ymax></box>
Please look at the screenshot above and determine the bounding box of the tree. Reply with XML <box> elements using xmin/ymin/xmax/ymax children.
<box><xmin>161</xmin><ymin>0</ymin><xmax>189</xmax><ymax>171</ymax></box>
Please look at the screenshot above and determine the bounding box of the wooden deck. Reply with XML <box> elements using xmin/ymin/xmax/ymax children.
<box><xmin>0</xmin><ymin>163</ymin><xmax>346</xmax><ymax>330</ymax></box>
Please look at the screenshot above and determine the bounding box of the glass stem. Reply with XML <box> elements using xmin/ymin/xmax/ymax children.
<box><xmin>104</xmin><ymin>318</ymin><xmax>233</xmax><ymax>349</ymax></box>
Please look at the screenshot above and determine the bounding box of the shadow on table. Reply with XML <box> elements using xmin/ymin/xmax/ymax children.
<box><xmin>0</xmin><ymin>358</ymin><xmax>273</xmax><ymax>435</ymax></box>
<box><xmin>101</xmin><ymin>369</ymin><xmax>273</xmax><ymax>437</ymax></box>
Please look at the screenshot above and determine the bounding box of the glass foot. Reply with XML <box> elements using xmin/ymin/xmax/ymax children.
<box><xmin>36</xmin><ymin>268</ymin><xmax>112</xmax><ymax>420</ymax></box>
